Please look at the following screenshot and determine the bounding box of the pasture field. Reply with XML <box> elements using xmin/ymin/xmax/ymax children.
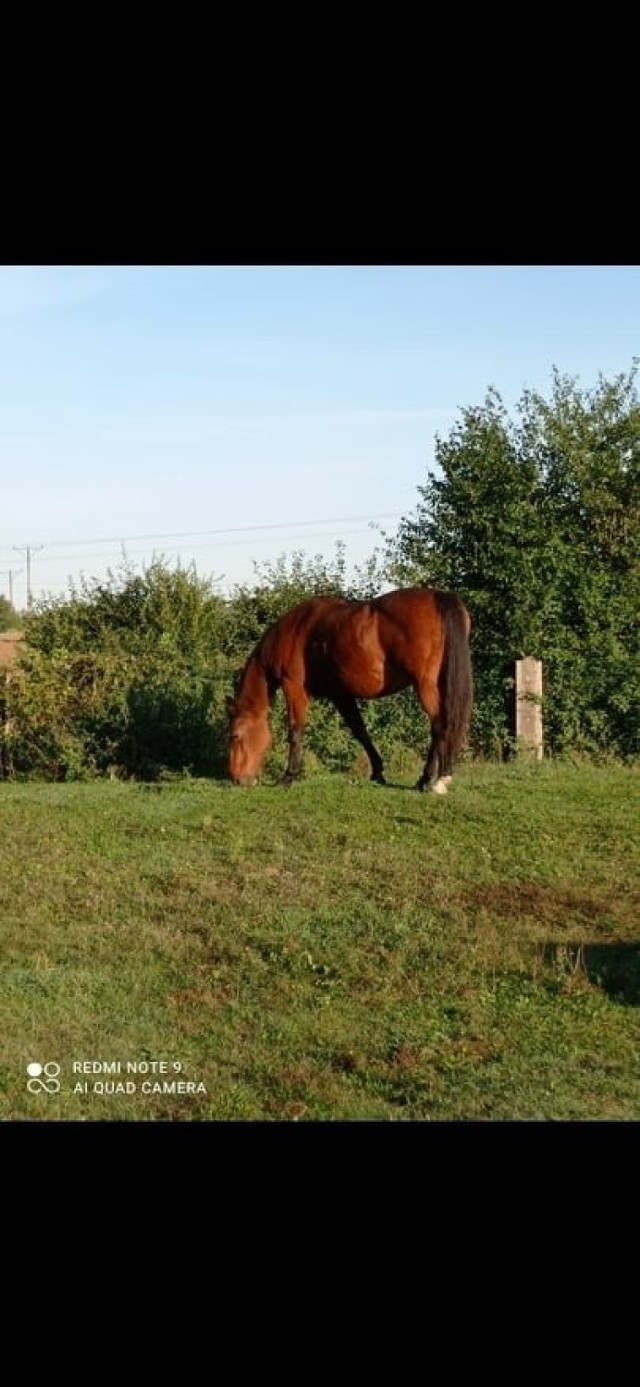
<box><xmin>1</xmin><ymin>760</ymin><xmax>639</xmax><ymax>1122</ymax></box>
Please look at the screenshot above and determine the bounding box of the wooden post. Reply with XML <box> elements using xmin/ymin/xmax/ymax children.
<box><xmin>515</xmin><ymin>657</ymin><xmax>543</xmax><ymax>760</ymax></box>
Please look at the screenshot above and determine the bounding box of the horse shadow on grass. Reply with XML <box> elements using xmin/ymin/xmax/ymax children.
<box><xmin>543</xmin><ymin>941</ymin><xmax>640</xmax><ymax>1007</ymax></box>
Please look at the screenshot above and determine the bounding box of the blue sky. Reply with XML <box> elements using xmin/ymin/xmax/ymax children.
<box><xmin>1</xmin><ymin>264</ymin><xmax>638</xmax><ymax>609</ymax></box>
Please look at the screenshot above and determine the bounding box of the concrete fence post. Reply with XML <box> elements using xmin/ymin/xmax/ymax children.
<box><xmin>515</xmin><ymin>657</ymin><xmax>543</xmax><ymax>760</ymax></box>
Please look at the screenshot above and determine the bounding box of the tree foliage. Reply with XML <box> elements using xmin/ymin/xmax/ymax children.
<box><xmin>385</xmin><ymin>366</ymin><xmax>640</xmax><ymax>756</ymax></box>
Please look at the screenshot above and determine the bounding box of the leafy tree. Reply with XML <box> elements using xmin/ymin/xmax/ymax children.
<box><xmin>385</xmin><ymin>366</ymin><xmax>640</xmax><ymax>757</ymax></box>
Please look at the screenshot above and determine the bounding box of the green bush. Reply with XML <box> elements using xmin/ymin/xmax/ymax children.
<box><xmin>3</xmin><ymin>561</ymin><xmax>234</xmax><ymax>781</ymax></box>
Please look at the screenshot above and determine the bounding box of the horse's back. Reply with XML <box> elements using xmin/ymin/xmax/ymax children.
<box><xmin>372</xmin><ymin>586</ymin><xmax>458</xmax><ymax>619</ymax></box>
<box><xmin>258</xmin><ymin>587</ymin><xmax>468</xmax><ymax>698</ymax></box>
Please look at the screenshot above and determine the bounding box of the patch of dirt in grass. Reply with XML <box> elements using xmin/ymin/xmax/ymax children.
<box><xmin>456</xmin><ymin>880</ymin><xmax>639</xmax><ymax>935</ymax></box>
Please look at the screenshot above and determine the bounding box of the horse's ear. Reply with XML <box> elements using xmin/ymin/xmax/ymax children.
<box><xmin>225</xmin><ymin>695</ymin><xmax>237</xmax><ymax>717</ymax></box>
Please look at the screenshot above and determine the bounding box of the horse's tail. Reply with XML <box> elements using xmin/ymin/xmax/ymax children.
<box><xmin>434</xmin><ymin>590</ymin><xmax>473</xmax><ymax>766</ymax></box>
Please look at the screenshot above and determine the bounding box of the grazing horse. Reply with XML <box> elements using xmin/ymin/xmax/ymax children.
<box><xmin>225</xmin><ymin>587</ymin><xmax>473</xmax><ymax>793</ymax></box>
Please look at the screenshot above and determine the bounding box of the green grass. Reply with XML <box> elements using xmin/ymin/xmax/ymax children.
<box><xmin>1</xmin><ymin>760</ymin><xmax>639</xmax><ymax>1121</ymax></box>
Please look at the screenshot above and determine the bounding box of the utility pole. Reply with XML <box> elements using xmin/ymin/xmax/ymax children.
<box><xmin>13</xmin><ymin>546</ymin><xmax>43</xmax><ymax>609</ymax></box>
<box><xmin>0</xmin><ymin>568</ymin><xmax>22</xmax><ymax>608</ymax></box>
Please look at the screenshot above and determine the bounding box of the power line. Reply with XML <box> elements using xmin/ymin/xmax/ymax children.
<box><xmin>4</xmin><ymin>515</ymin><xmax>398</xmax><ymax>607</ymax></box>
<box><xmin>3</xmin><ymin>511</ymin><xmax>401</xmax><ymax>554</ymax></box>
<box><xmin>25</xmin><ymin>525</ymin><xmax>384</xmax><ymax>567</ymax></box>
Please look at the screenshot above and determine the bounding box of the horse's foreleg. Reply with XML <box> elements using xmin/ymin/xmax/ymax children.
<box><xmin>281</xmin><ymin>680</ymin><xmax>309</xmax><ymax>785</ymax></box>
<box><xmin>332</xmin><ymin>696</ymin><xmax>385</xmax><ymax>784</ymax></box>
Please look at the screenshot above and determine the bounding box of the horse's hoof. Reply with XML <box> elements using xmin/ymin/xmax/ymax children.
<box><xmin>414</xmin><ymin>779</ymin><xmax>426</xmax><ymax>793</ymax></box>
<box><xmin>431</xmin><ymin>777</ymin><xmax>449</xmax><ymax>795</ymax></box>
<box><xmin>371</xmin><ymin>772</ymin><xmax>386</xmax><ymax>785</ymax></box>
<box><xmin>278</xmin><ymin>776</ymin><xmax>295</xmax><ymax>788</ymax></box>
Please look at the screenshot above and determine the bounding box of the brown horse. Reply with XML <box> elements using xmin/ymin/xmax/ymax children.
<box><xmin>225</xmin><ymin>586</ymin><xmax>473</xmax><ymax>793</ymax></box>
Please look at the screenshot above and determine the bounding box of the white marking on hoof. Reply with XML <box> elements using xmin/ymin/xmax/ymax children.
<box><xmin>431</xmin><ymin>777</ymin><xmax>449</xmax><ymax>795</ymax></box>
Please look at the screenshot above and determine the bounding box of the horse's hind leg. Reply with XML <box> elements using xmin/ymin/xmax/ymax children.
<box><xmin>414</xmin><ymin>679</ymin><xmax>448</xmax><ymax>794</ymax></box>
<box><xmin>418</xmin><ymin>726</ymin><xmax>441</xmax><ymax>791</ymax></box>
<box><xmin>332</xmin><ymin>696</ymin><xmax>386</xmax><ymax>784</ymax></box>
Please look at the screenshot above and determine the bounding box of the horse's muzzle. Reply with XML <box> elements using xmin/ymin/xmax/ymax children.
<box><xmin>232</xmin><ymin>776</ymin><xmax>258</xmax><ymax>787</ymax></box>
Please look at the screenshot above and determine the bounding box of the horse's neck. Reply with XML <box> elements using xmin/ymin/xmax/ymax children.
<box><xmin>238</xmin><ymin>656</ymin><xmax>272</xmax><ymax>715</ymax></box>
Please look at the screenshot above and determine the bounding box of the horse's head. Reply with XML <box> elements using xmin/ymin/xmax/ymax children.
<box><xmin>225</xmin><ymin>695</ymin><xmax>273</xmax><ymax>786</ymax></box>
